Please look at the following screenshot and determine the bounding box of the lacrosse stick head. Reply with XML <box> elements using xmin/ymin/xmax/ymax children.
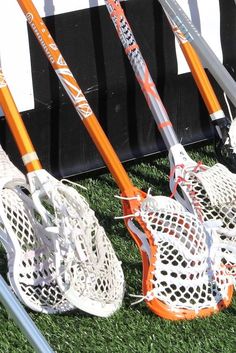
<box><xmin>0</xmin><ymin>149</ymin><xmax>74</xmax><ymax>313</ymax></box>
<box><xmin>181</xmin><ymin>162</ymin><xmax>236</xmax><ymax>279</ymax></box>
<box><xmin>214</xmin><ymin>117</ymin><xmax>236</xmax><ymax>173</ymax></box>
<box><xmin>121</xmin><ymin>188</ymin><xmax>233</xmax><ymax>320</ymax></box>
<box><xmin>27</xmin><ymin>169</ymin><xmax>125</xmax><ymax>317</ymax></box>
<box><xmin>169</xmin><ymin>145</ymin><xmax>236</xmax><ymax>280</ymax></box>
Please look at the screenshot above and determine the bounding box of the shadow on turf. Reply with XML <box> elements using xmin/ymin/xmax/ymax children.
<box><xmin>127</xmin><ymin>167</ymin><xmax>170</xmax><ymax>195</ymax></box>
<box><xmin>68</xmin><ymin>140</ymin><xmax>216</xmax><ymax>180</ymax></box>
<box><xmin>222</xmin><ymin>304</ymin><xmax>236</xmax><ymax>316</ymax></box>
<box><xmin>80</xmin><ymin>142</ymin><xmax>218</xmax><ymax>197</ymax></box>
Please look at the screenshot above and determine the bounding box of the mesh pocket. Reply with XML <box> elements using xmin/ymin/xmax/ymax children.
<box><xmin>181</xmin><ymin>166</ymin><xmax>236</xmax><ymax>277</ymax></box>
<box><xmin>140</xmin><ymin>197</ymin><xmax>231</xmax><ymax>312</ymax></box>
<box><xmin>190</xmin><ymin>163</ymin><xmax>236</xmax><ymax>207</ymax></box>
<box><xmin>52</xmin><ymin>183</ymin><xmax>125</xmax><ymax>307</ymax></box>
<box><xmin>1</xmin><ymin>188</ymin><xmax>73</xmax><ymax>313</ymax></box>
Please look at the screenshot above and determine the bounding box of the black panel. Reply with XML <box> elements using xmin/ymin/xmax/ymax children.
<box><xmin>1</xmin><ymin>0</ymin><xmax>230</xmax><ymax>178</ymax></box>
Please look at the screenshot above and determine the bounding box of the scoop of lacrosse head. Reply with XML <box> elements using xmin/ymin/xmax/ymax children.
<box><xmin>121</xmin><ymin>190</ymin><xmax>233</xmax><ymax>320</ymax></box>
<box><xmin>214</xmin><ymin>117</ymin><xmax>236</xmax><ymax>173</ymax></box>
<box><xmin>0</xmin><ymin>147</ymin><xmax>73</xmax><ymax>313</ymax></box>
<box><xmin>27</xmin><ymin>169</ymin><xmax>125</xmax><ymax>317</ymax></box>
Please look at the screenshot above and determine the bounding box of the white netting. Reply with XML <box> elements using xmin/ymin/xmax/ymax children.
<box><xmin>141</xmin><ymin>195</ymin><xmax>186</xmax><ymax>214</ymax></box>
<box><xmin>177</xmin><ymin>163</ymin><xmax>236</xmax><ymax>277</ymax></box>
<box><xmin>28</xmin><ymin>171</ymin><xmax>125</xmax><ymax>317</ymax></box>
<box><xmin>0</xmin><ymin>147</ymin><xmax>73</xmax><ymax>313</ymax></box>
<box><xmin>0</xmin><ymin>188</ymin><xmax>73</xmax><ymax>313</ymax></box>
<box><xmin>192</xmin><ymin>163</ymin><xmax>236</xmax><ymax>207</ymax></box>
<box><xmin>139</xmin><ymin>195</ymin><xmax>231</xmax><ymax>312</ymax></box>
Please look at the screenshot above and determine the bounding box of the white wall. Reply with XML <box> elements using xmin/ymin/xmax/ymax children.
<box><xmin>175</xmin><ymin>0</ymin><xmax>222</xmax><ymax>74</ymax></box>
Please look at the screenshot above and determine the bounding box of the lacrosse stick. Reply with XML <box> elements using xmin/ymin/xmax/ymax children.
<box><xmin>16</xmin><ymin>0</ymin><xmax>234</xmax><ymax>320</ymax></box>
<box><xmin>157</xmin><ymin>0</ymin><xmax>236</xmax><ymax>108</ymax></box>
<box><xmin>161</xmin><ymin>9</ymin><xmax>236</xmax><ymax>172</ymax></box>
<box><xmin>0</xmin><ymin>142</ymin><xmax>75</xmax><ymax>313</ymax></box>
<box><xmin>0</xmin><ymin>275</ymin><xmax>54</xmax><ymax>353</ymax></box>
<box><xmin>104</xmin><ymin>0</ymin><xmax>236</xmax><ymax>279</ymax></box>
<box><xmin>0</xmin><ymin>66</ymin><xmax>125</xmax><ymax>317</ymax></box>
<box><xmin>158</xmin><ymin>0</ymin><xmax>236</xmax><ymax>169</ymax></box>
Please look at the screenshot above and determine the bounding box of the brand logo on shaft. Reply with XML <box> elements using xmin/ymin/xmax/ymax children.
<box><xmin>26</xmin><ymin>12</ymin><xmax>55</xmax><ymax>64</ymax></box>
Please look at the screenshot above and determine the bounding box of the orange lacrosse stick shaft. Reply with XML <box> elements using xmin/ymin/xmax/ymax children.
<box><xmin>179</xmin><ymin>41</ymin><xmax>221</xmax><ymax>115</ymax></box>
<box><xmin>15</xmin><ymin>0</ymin><xmax>234</xmax><ymax>321</ymax></box>
<box><xmin>16</xmin><ymin>0</ymin><xmax>152</xmax><ymax>314</ymax></box>
<box><xmin>16</xmin><ymin>0</ymin><xmax>133</xmax><ymax>193</ymax></box>
<box><xmin>0</xmin><ymin>70</ymin><xmax>42</xmax><ymax>172</ymax></box>
<box><xmin>170</xmin><ymin>20</ymin><xmax>223</xmax><ymax>119</ymax></box>
<box><xmin>0</xmin><ymin>61</ymin><xmax>149</xmax><ymax>291</ymax></box>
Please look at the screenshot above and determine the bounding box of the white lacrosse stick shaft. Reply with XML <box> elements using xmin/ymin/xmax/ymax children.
<box><xmin>0</xmin><ymin>275</ymin><xmax>54</xmax><ymax>353</ymax></box>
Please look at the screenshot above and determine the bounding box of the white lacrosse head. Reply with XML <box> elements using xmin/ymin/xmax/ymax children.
<box><xmin>184</xmin><ymin>163</ymin><xmax>236</xmax><ymax>276</ymax></box>
<box><xmin>27</xmin><ymin>169</ymin><xmax>125</xmax><ymax>317</ymax></box>
<box><xmin>169</xmin><ymin>147</ymin><xmax>236</xmax><ymax>279</ymax></box>
<box><xmin>138</xmin><ymin>194</ymin><xmax>232</xmax><ymax>317</ymax></box>
<box><xmin>0</xmin><ymin>147</ymin><xmax>73</xmax><ymax>313</ymax></box>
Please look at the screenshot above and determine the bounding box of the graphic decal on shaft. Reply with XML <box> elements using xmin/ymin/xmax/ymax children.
<box><xmin>0</xmin><ymin>70</ymin><xmax>7</xmax><ymax>88</ymax></box>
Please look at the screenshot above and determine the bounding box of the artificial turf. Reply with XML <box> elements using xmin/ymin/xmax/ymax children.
<box><xmin>0</xmin><ymin>143</ymin><xmax>235</xmax><ymax>353</ymax></box>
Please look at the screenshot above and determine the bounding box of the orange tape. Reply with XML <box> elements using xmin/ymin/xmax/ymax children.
<box><xmin>158</xmin><ymin>121</ymin><xmax>173</xmax><ymax>130</ymax></box>
<box><xmin>125</xmin><ymin>44</ymin><xmax>139</xmax><ymax>54</ymax></box>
